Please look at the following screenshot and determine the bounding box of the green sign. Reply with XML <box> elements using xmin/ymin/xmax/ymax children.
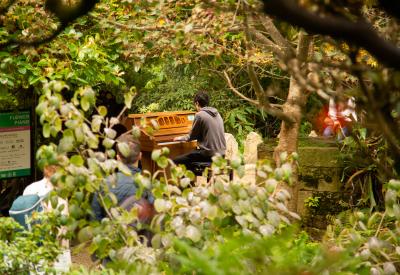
<box><xmin>0</xmin><ymin>112</ymin><xmax>30</xmax><ymax>128</ymax></box>
<box><xmin>0</xmin><ymin>111</ymin><xmax>31</xmax><ymax>179</ymax></box>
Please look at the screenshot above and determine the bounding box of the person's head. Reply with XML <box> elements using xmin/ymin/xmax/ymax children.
<box><xmin>193</xmin><ymin>91</ymin><xmax>209</xmax><ymax>111</ymax></box>
<box><xmin>43</xmin><ymin>165</ymin><xmax>58</xmax><ymax>179</ymax></box>
<box><xmin>337</xmin><ymin>101</ymin><xmax>346</xmax><ymax>111</ymax></box>
<box><xmin>116</xmin><ymin>134</ymin><xmax>141</xmax><ymax>165</ymax></box>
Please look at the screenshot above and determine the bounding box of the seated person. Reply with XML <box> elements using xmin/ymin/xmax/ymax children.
<box><xmin>24</xmin><ymin>165</ymin><xmax>58</xmax><ymax>198</ymax></box>
<box><xmin>173</xmin><ymin>91</ymin><xmax>226</xmax><ymax>172</ymax></box>
<box><xmin>91</xmin><ymin>134</ymin><xmax>154</xmax><ymax>222</ymax></box>
<box><xmin>323</xmin><ymin>97</ymin><xmax>357</xmax><ymax>140</ymax></box>
<box><xmin>23</xmin><ymin>165</ymin><xmax>71</xmax><ymax>272</ymax></box>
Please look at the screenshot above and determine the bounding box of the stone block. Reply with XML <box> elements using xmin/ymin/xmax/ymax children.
<box><xmin>257</xmin><ymin>138</ymin><xmax>348</xmax><ymax>225</ymax></box>
<box><xmin>235</xmin><ymin>164</ymin><xmax>256</xmax><ymax>185</ymax></box>
<box><xmin>299</xmin><ymin>167</ymin><xmax>341</xmax><ymax>192</ymax></box>
<box><xmin>298</xmin><ymin>147</ymin><xmax>343</xmax><ymax>168</ymax></box>
<box><xmin>244</xmin><ymin>132</ymin><xmax>263</xmax><ymax>164</ymax></box>
<box><xmin>224</xmin><ymin>133</ymin><xmax>239</xmax><ymax>161</ymax></box>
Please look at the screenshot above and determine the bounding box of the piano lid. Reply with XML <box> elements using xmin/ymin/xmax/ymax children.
<box><xmin>128</xmin><ymin>111</ymin><xmax>196</xmax><ymax>131</ymax></box>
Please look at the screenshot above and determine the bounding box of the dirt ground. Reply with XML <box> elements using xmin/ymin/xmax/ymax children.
<box><xmin>71</xmin><ymin>246</ymin><xmax>99</xmax><ymax>271</ymax></box>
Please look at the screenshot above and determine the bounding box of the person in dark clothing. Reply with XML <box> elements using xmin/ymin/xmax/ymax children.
<box><xmin>173</xmin><ymin>91</ymin><xmax>226</xmax><ymax>171</ymax></box>
<box><xmin>91</xmin><ymin>134</ymin><xmax>154</xmax><ymax>221</ymax></box>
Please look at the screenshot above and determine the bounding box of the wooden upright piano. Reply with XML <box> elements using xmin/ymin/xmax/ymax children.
<box><xmin>124</xmin><ymin>111</ymin><xmax>198</xmax><ymax>174</ymax></box>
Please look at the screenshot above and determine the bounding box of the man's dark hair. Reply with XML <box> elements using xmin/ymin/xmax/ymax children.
<box><xmin>194</xmin><ymin>91</ymin><xmax>209</xmax><ymax>107</ymax></box>
<box><xmin>116</xmin><ymin>134</ymin><xmax>141</xmax><ymax>165</ymax></box>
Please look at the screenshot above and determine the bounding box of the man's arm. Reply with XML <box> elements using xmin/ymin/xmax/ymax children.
<box><xmin>173</xmin><ymin>135</ymin><xmax>189</xmax><ymax>141</ymax></box>
<box><xmin>328</xmin><ymin>98</ymin><xmax>338</xmax><ymax>121</ymax></box>
<box><xmin>173</xmin><ymin>114</ymin><xmax>202</xmax><ymax>141</ymax></box>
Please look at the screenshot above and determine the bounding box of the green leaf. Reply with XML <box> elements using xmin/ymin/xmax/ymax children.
<box><xmin>359</xmin><ymin>128</ymin><xmax>367</xmax><ymax>140</ymax></box>
<box><xmin>58</xmin><ymin>136</ymin><xmax>75</xmax><ymax>153</ymax></box>
<box><xmin>54</xmin><ymin>117</ymin><xmax>62</xmax><ymax>132</ymax></box>
<box><xmin>78</xmin><ymin>226</ymin><xmax>93</xmax><ymax>243</ymax></box>
<box><xmin>117</xmin><ymin>142</ymin><xmax>130</xmax><ymax>158</ymax></box>
<box><xmin>132</xmin><ymin>126</ymin><xmax>141</xmax><ymax>139</ymax></box>
<box><xmin>65</xmin><ymin>119</ymin><xmax>79</xmax><ymax>129</ymax></box>
<box><xmin>124</xmin><ymin>90</ymin><xmax>135</xmax><ymax>109</ymax></box>
<box><xmin>87</xmin><ymin>134</ymin><xmax>99</xmax><ymax>149</ymax></box>
<box><xmin>91</xmin><ymin>116</ymin><xmax>103</xmax><ymax>132</ymax></box>
<box><xmin>81</xmin><ymin>96</ymin><xmax>90</xmax><ymax>111</ymax></box>
<box><xmin>18</xmin><ymin>67</ymin><xmax>26</xmax><ymax>75</ymax></box>
<box><xmin>29</xmin><ymin>76</ymin><xmax>42</xmax><ymax>85</ymax></box>
<box><xmin>63</xmin><ymin>128</ymin><xmax>75</xmax><ymax>138</ymax></box>
<box><xmin>43</xmin><ymin>123</ymin><xmax>51</xmax><ymax>138</ymax></box>
<box><xmin>35</xmin><ymin>102</ymin><xmax>48</xmax><ymax>116</ymax></box>
<box><xmin>104</xmin><ymin>128</ymin><xmax>117</xmax><ymax>139</ymax></box>
<box><xmin>70</xmin><ymin>204</ymin><xmax>83</xmax><ymax>219</ymax></box>
<box><xmin>151</xmin><ymin>149</ymin><xmax>161</xmax><ymax>161</ymax></box>
<box><xmin>185</xmin><ymin>225</ymin><xmax>201</xmax><ymax>242</ymax></box>
<box><xmin>157</xmin><ymin>156</ymin><xmax>168</xmax><ymax>169</ymax></box>
<box><xmin>70</xmin><ymin>155</ymin><xmax>84</xmax><ymax>166</ymax></box>
<box><xmin>161</xmin><ymin>147</ymin><xmax>170</xmax><ymax>156</ymax></box>
<box><xmin>74</xmin><ymin>127</ymin><xmax>85</xmax><ymax>143</ymax></box>
<box><xmin>98</xmin><ymin>106</ymin><xmax>108</xmax><ymax>117</ymax></box>
<box><xmin>50</xmin><ymin>195</ymin><xmax>58</xmax><ymax>209</ymax></box>
<box><xmin>102</xmin><ymin>138</ymin><xmax>115</xmax><ymax>149</ymax></box>
<box><xmin>118</xmin><ymin>162</ymin><xmax>132</xmax><ymax>176</ymax></box>
<box><xmin>154</xmin><ymin>199</ymin><xmax>167</xmax><ymax>212</ymax></box>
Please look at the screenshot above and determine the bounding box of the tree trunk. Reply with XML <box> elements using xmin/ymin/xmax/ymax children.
<box><xmin>274</xmin><ymin>32</ymin><xmax>312</xmax><ymax>212</ymax></box>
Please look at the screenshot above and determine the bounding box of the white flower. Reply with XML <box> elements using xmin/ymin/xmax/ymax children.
<box><xmin>171</xmin><ymin>216</ymin><xmax>184</xmax><ymax>228</ymax></box>
<box><xmin>259</xmin><ymin>224</ymin><xmax>275</xmax><ymax>236</ymax></box>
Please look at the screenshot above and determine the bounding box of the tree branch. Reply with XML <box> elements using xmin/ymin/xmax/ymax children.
<box><xmin>262</xmin><ymin>0</ymin><xmax>400</xmax><ymax>69</ymax></box>
<box><xmin>248</xmin><ymin>28</ymin><xmax>283</xmax><ymax>56</ymax></box>
<box><xmin>296</xmin><ymin>30</ymin><xmax>312</xmax><ymax>63</ymax></box>
<box><xmin>257</xmin><ymin>14</ymin><xmax>295</xmax><ymax>56</ymax></box>
<box><xmin>223</xmin><ymin>71</ymin><xmax>293</xmax><ymax>122</ymax></box>
<box><xmin>89</xmin><ymin>13</ymin><xmax>167</xmax><ymax>31</ymax></box>
<box><xmin>356</xmin><ymin>71</ymin><xmax>400</xmax><ymax>154</ymax></box>
<box><xmin>223</xmin><ymin>71</ymin><xmax>259</xmax><ymax>105</ymax></box>
<box><xmin>243</xmin><ymin>9</ymin><xmax>295</xmax><ymax>124</ymax></box>
<box><xmin>89</xmin><ymin>13</ymin><xmax>241</xmax><ymax>34</ymax></box>
<box><xmin>247</xmin><ymin>64</ymin><xmax>266</xmax><ymax>104</ymax></box>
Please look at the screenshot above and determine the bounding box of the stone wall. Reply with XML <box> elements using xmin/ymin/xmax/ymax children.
<box><xmin>258</xmin><ymin>138</ymin><xmax>350</xmax><ymax>236</ymax></box>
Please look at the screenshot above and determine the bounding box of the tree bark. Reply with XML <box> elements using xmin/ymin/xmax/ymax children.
<box><xmin>274</xmin><ymin>31</ymin><xmax>312</xmax><ymax>213</ymax></box>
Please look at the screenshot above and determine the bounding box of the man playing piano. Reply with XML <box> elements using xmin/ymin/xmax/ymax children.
<box><xmin>173</xmin><ymin>90</ymin><xmax>226</xmax><ymax>172</ymax></box>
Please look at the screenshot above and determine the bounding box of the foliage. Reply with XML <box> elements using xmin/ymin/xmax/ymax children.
<box><xmin>2</xmin><ymin>0</ymin><xmax>400</xmax><ymax>274</ymax></box>
<box><xmin>1</xmin><ymin>81</ymin><xmax>301</xmax><ymax>273</ymax></box>
<box><xmin>170</xmin><ymin>228</ymin><xmax>369</xmax><ymax>275</ymax></box>
<box><xmin>304</xmin><ymin>196</ymin><xmax>321</xmax><ymax>209</ymax></box>
<box><xmin>225</xmin><ymin>105</ymin><xmax>264</xmax><ymax>145</ymax></box>
<box><xmin>339</xmin><ymin>127</ymin><xmax>390</xmax><ymax>209</ymax></box>
<box><xmin>132</xmin><ymin>63</ymin><xmax>210</xmax><ymax>113</ymax></box>
<box><xmin>299</xmin><ymin>121</ymin><xmax>312</xmax><ymax>137</ymax></box>
<box><xmin>0</xmin><ymin>215</ymin><xmax>61</xmax><ymax>274</ymax></box>
<box><xmin>325</xmin><ymin>179</ymin><xmax>400</xmax><ymax>274</ymax></box>
<box><xmin>0</xmin><ymin>78</ymin><xmax>399</xmax><ymax>274</ymax></box>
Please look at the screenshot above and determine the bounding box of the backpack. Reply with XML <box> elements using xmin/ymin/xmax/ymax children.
<box><xmin>9</xmin><ymin>194</ymin><xmax>45</xmax><ymax>230</ymax></box>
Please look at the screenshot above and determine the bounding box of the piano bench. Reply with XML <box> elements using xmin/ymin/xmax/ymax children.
<box><xmin>191</xmin><ymin>161</ymin><xmax>234</xmax><ymax>181</ymax></box>
<box><xmin>191</xmin><ymin>162</ymin><xmax>212</xmax><ymax>177</ymax></box>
